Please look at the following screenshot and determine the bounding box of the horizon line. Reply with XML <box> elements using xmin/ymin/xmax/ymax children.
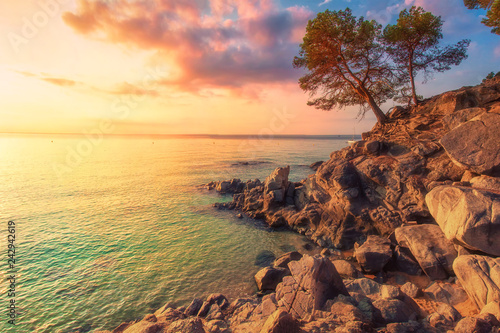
<box><xmin>0</xmin><ymin>132</ymin><xmax>362</xmax><ymax>139</ymax></box>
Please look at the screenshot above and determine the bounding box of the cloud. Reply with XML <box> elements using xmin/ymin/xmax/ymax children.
<box><xmin>41</xmin><ymin>78</ymin><xmax>78</xmax><ymax>87</ymax></box>
<box><xmin>15</xmin><ymin>70</ymin><xmax>161</xmax><ymax>96</ymax></box>
<box><xmin>62</xmin><ymin>0</ymin><xmax>313</xmax><ymax>97</ymax></box>
<box><xmin>319</xmin><ymin>0</ymin><xmax>332</xmax><ymax>6</ymax></box>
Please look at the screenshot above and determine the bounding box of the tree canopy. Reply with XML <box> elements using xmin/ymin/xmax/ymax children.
<box><xmin>464</xmin><ymin>0</ymin><xmax>500</xmax><ymax>35</ymax></box>
<box><xmin>293</xmin><ymin>9</ymin><xmax>399</xmax><ymax>124</ymax></box>
<box><xmin>383</xmin><ymin>6</ymin><xmax>470</xmax><ymax>106</ymax></box>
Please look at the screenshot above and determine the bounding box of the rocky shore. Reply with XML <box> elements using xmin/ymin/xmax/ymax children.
<box><xmin>103</xmin><ymin>77</ymin><xmax>500</xmax><ymax>332</ymax></box>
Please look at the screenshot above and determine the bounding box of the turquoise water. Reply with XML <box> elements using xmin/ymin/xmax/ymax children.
<box><xmin>0</xmin><ymin>134</ymin><xmax>352</xmax><ymax>332</ymax></box>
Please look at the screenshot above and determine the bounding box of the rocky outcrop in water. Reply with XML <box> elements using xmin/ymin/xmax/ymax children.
<box><xmin>109</xmin><ymin>78</ymin><xmax>500</xmax><ymax>333</ymax></box>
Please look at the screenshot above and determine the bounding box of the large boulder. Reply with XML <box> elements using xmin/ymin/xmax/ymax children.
<box><xmin>264</xmin><ymin>166</ymin><xmax>290</xmax><ymax>208</ymax></box>
<box><xmin>440</xmin><ymin>112</ymin><xmax>500</xmax><ymax>175</ymax></box>
<box><xmin>453</xmin><ymin>255</ymin><xmax>500</xmax><ymax>310</ymax></box>
<box><xmin>395</xmin><ymin>224</ymin><xmax>457</xmax><ymax>280</ymax></box>
<box><xmin>255</xmin><ymin>267</ymin><xmax>288</xmax><ymax>291</ymax></box>
<box><xmin>470</xmin><ymin>175</ymin><xmax>500</xmax><ymax>192</ymax></box>
<box><xmin>275</xmin><ymin>255</ymin><xmax>348</xmax><ymax>319</ymax></box>
<box><xmin>371</xmin><ymin>299</ymin><xmax>416</xmax><ymax>325</ymax></box>
<box><xmin>426</xmin><ymin>185</ymin><xmax>500</xmax><ymax>256</ymax></box>
<box><xmin>354</xmin><ymin>235</ymin><xmax>393</xmax><ymax>274</ymax></box>
<box><xmin>259</xmin><ymin>309</ymin><xmax>301</xmax><ymax>333</ymax></box>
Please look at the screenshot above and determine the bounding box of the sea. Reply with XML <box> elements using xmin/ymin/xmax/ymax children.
<box><xmin>0</xmin><ymin>134</ymin><xmax>357</xmax><ymax>332</ymax></box>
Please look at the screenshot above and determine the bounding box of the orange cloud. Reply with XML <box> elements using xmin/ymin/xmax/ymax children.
<box><xmin>62</xmin><ymin>0</ymin><xmax>313</xmax><ymax>97</ymax></box>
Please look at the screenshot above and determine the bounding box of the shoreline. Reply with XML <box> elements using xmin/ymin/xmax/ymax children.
<box><xmin>104</xmin><ymin>77</ymin><xmax>500</xmax><ymax>333</ymax></box>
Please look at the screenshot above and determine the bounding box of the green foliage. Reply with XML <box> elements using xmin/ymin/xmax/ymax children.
<box><xmin>383</xmin><ymin>6</ymin><xmax>470</xmax><ymax>105</ymax></box>
<box><xmin>464</xmin><ymin>0</ymin><xmax>500</xmax><ymax>35</ymax></box>
<box><xmin>293</xmin><ymin>9</ymin><xmax>399</xmax><ymax>124</ymax></box>
<box><xmin>483</xmin><ymin>71</ymin><xmax>500</xmax><ymax>82</ymax></box>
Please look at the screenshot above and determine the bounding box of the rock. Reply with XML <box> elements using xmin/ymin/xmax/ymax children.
<box><xmin>184</xmin><ymin>298</ymin><xmax>203</xmax><ymax>316</ymax></box>
<box><xmin>273</xmin><ymin>252</ymin><xmax>303</xmax><ymax>269</ymax></box>
<box><xmin>393</xmin><ymin>246</ymin><xmax>422</xmax><ymax>276</ymax></box>
<box><xmin>395</xmin><ymin>224</ymin><xmax>457</xmax><ymax>280</ymax></box>
<box><xmin>426</xmin><ymin>185</ymin><xmax>500</xmax><ymax>256</ymax></box>
<box><xmin>255</xmin><ymin>250</ymin><xmax>276</xmax><ymax>267</ymax></box>
<box><xmin>255</xmin><ymin>267</ymin><xmax>288</xmax><ymax>291</ymax></box>
<box><xmin>167</xmin><ymin>317</ymin><xmax>205</xmax><ymax>333</ymax></box>
<box><xmin>259</xmin><ymin>309</ymin><xmax>301</xmax><ymax>333</ymax></box>
<box><xmin>344</xmin><ymin>278</ymin><xmax>382</xmax><ymax>300</ymax></box>
<box><xmin>155</xmin><ymin>308</ymin><xmax>186</xmax><ymax>325</ymax></box>
<box><xmin>424</xmin><ymin>281</ymin><xmax>468</xmax><ymax>306</ymax></box>
<box><xmin>401</xmin><ymin>282</ymin><xmax>421</xmax><ymax>298</ymax></box>
<box><xmin>331</xmin><ymin>259</ymin><xmax>364</xmax><ymax>279</ymax></box>
<box><xmin>481</xmin><ymin>301</ymin><xmax>500</xmax><ymax>321</ymax></box>
<box><xmin>384</xmin><ymin>321</ymin><xmax>426</xmax><ymax>333</ymax></box>
<box><xmin>275</xmin><ymin>255</ymin><xmax>348</xmax><ymax>319</ymax></box>
<box><xmin>205</xmin><ymin>304</ymin><xmax>224</xmax><ymax>321</ymax></box>
<box><xmin>442</xmin><ymin>107</ymin><xmax>486</xmax><ymax>130</ymax></box>
<box><xmin>204</xmin><ymin>319</ymin><xmax>229</xmax><ymax>333</ymax></box>
<box><xmin>154</xmin><ymin>302</ymin><xmax>176</xmax><ymax>317</ymax></box>
<box><xmin>453</xmin><ymin>316</ymin><xmax>495</xmax><ymax>333</ymax></box>
<box><xmin>426</xmin><ymin>303</ymin><xmax>462</xmax><ymax>330</ymax></box>
<box><xmin>453</xmin><ymin>255</ymin><xmax>500</xmax><ymax>310</ymax></box>
<box><xmin>122</xmin><ymin>321</ymin><xmax>166</xmax><ymax>333</ymax></box>
<box><xmin>372</xmin><ymin>298</ymin><xmax>416</xmax><ymax>325</ymax></box>
<box><xmin>354</xmin><ymin>235</ymin><xmax>393</xmax><ymax>274</ymax></box>
<box><xmin>470</xmin><ymin>175</ymin><xmax>500</xmax><ymax>192</ymax></box>
<box><xmin>380</xmin><ymin>285</ymin><xmax>402</xmax><ymax>300</ymax></box>
<box><xmin>143</xmin><ymin>314</ymin><xmax>156</xmax><ymax>322</ymax></box>
<box><xmin>310</xmin><ymin>161</ymin><xmax>324</xmax><ymax>171</ymax></box>
<box><xmin>264</xmin><ymin>166</ymin><xmax>290</xmax><ymax>208</ymax></box>
<box><xmin>440</xmin><ymin>112</ymin><xmax>500</xmax><ymax>175</ymax></box>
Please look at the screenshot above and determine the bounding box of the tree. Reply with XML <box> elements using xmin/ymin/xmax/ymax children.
<box><xmin>464</xmin><ymin>0</ymin><xmax>500</xmax><ymax>35</ymax></box>
<box><xmin>383</xmin><ymin>6</ymin><xmax>470</xmax><ymax>106</ymax></box>
<box><xmin>293</xmin><ymin>9</ymin><xmax>399</xmax><ymax>125</ymax></box>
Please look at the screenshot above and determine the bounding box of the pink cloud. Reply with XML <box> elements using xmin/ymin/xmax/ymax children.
<box><xmin>62</xmin><ymin>0</ymin><xmax>313</xmax><ymax>97</ymax></box>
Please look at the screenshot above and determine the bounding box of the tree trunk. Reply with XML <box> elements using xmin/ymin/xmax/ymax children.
<box><xmin>409</xmin><ymin>57</ymin><xmax>419</xmax><ymax>106</ymax></box>
<box><xmin>366</xmin><ymin>94</ymin><xmax>387</xmax><ymax>124</ymax></box>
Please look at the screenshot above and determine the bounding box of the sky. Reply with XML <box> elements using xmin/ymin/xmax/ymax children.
<box><xmin>1</xmin><ymin>0</ymin><xmax>499</xmax><ymax>135</ymax></box>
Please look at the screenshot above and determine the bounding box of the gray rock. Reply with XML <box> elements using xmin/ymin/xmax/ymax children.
<box><xmin>395</xmin><ymin>224</ymin><xmax>457</xmax><ymax>280</ymax></box>
<box><xmin>355</xmin><ymin>235</ymin><xmax>393</xmax><ymax>274</ymax></box>
<box><xmin>344</xmin><ymin>278</ymin><xmax>381</xmax><ymax>300</ymax></box>
<box><xmin>393</xmin><ymin>246</ymin><xmax>422</xmax><ymax>276</ymax></box>
<box><xmin>453</xmin><ymin>255</ymin><xmax>500</xmax><ymax>310</ymax></box>
<box><xmin>454</xmin><ymin>316</ymin><xmax>495</xmax><ymax>333</ymax></box>
<box><xmin>424</xmin><ymin>281</ymin><xmax>468</xmax><ymax>306</ymax></box>
<box><xmin>401</xmin><ymin>282</ymin><xmax>421</xmax><ymax>298</ymax></box>
<box><xmin>426</xmin><ymin>303</ymin><xmax>462</xmax><ymax>331</ymax></box>
<box><xmin>441</xmin><ymin>112</ymin><xmax>500</xmax><ymax>175</ymax></box>
<box><xmin>372</xmin><ymin>298</ymin><xmax>416</xmax><ymax>325</ymax></box>
<box><xmin>381</xmin><ymin>285</ymin><xmax>402</xmax><ymax>300</ymax></box>
<box><xmin>426</xmin><ymin>185</ymin><xmax>500</xmax><ymax>256</ymax></box>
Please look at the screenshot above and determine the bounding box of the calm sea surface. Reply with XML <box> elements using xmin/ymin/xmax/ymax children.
<box><xmin>0</xmin><ymin>134</ymin><xmax>355</xmax><ymax>332</ymax></box>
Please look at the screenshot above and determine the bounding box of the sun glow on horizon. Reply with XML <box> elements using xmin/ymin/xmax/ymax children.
<box><xmin>1</xmin><ymin>0</ymin><xmax>499</xmax><ymax>136</ymax></box>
